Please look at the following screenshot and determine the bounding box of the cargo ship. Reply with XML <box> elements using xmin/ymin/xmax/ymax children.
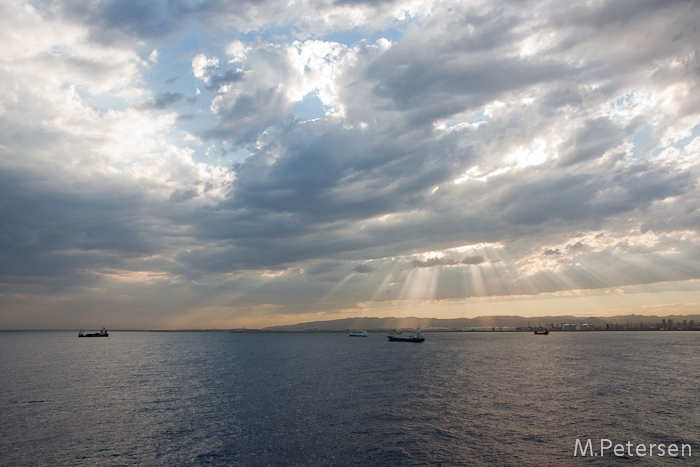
<box><xmin>387</xmin><ymin>329</ymin><xmax>425</xmax><ymax>342</ymax></box>
<box><xmin>78</xmin><ymin>328</ymin><xmax>109</xmax><ymax>337</ymax></box>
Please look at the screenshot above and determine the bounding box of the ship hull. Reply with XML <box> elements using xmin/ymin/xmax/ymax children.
<box><xmin>387</xmin><ymin>336</ymin><xmax>425</xmax><ymax>342</ymax></box>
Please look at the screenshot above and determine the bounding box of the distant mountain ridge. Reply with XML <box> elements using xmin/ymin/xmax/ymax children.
<box><xmin>264</xmin><ymin>314</ymin><xmax>700</xmax><ymax>331</ymax></box>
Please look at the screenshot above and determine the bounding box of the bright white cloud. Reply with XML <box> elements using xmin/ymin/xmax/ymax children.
<box><xmin>286</xmin><ymin>39</ymin><xmax>346</xmax><ymax>105</ymax></box>
<box><xmin>226</xmin><ymin>40</ymin><xmax>249</xmax><ymax>63</ymax></box>
<box><xmin>192</xmin><ymin>53</ymin><xmax>220</xmax><ymax>82</ymax></box>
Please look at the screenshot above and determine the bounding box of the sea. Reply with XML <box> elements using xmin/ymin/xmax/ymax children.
<box><xmin>1</xmin><ymin>330</ymin><xmax>698</xmax><ymax>466</ymax></box>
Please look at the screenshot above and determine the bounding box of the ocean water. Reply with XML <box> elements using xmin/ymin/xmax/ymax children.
<box><xmin>1</xmin><ymin>330</ymin><xmax>698</xmax><ymax>466</ymax></box>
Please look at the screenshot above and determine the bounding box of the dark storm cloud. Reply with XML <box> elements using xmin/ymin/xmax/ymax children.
<box><xmin>137</xmin><ymin>92</ymin><xmax>184</xmax><ymax>110</ymax></box>
<box><xmin>201</xmin><ymin>87</ymin><xmax>290</xmax><ymax>145</ymax></box>
<box><xmin>219</xmin><ymin>122</ymin><xmax>425</xmax><ymax>221</ymax></box>
<box><xmin>366</xmin><ymin>53</ymin><xmax>570</xmax><ymax>115</ymax></box>
<box><xmin>196</xmin><ymin>125</ymin><xmax>464</xmax><ymax>265</ymax></box>
<box><xmin>352</xmin><ymin>1</ymin><xmax>699</xmax><ymax>132</ymax></box>
<box><xmin>557</xmin><ymin>118</ymin><xmax>628</xmax><ymax>166</ymax></box>
<box><xmin>198</xmin><ymin>44</ymin><xmax>297</xmax><ymax>145</ymax></box>
<box><xmin>58</xmin><ymin>0</ymin><xmax>186</xmax><ymax>43</ymax></box>
<box><xmin>179</xmin><ymin>134</ymin><xmax>694</xmax><ymax>275</ymax></box>
<box><xmin>353</xmin><ymin>264</ymin><xmax>376</xmax><ymax>273</ymax></box>
<box><xmin>549</xmin><ymin>0</ymin><xmax>693</xmax><ymax>30</ymax></box>
<box><xmin>205</xmin><ymin>69</ymin><xmax>245</xmax><ymax>92</ymax></box>
<box><xmin>52</xmin><ymin>0</ymin><xmax>391</xmax><ymax>46</ymax></box>
<box><xmin>56</xmin><ymin>0</ymin><xmax>274</xmax><ymax>43</ymax></box>
<box><xmin>357</xmin><ymin>8</ymin><xmax>572</xmax><ymax>123</ymax></box>
<box><xmin>462</xmin><ymin>255</ymin><xmax>485</xmax><ymax>265</ymax></box>
<box><xmin>0</xmin><ymin>169</ymin><xmax>174</xmax><ymax>286</ymax></box>
<box><xmin>491</xmin><ymin>159</ymin><xmax>692</xmax><ymax>228</ymax></box>
<box><xmin>169</xmin><ymin>188</ymin><xmax>199</xmax><ymax>203</ymax></box>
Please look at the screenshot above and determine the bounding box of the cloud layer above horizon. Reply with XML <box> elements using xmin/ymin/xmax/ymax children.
<box><xmin>2</xmin><ymin>0</ymin><xmax>700</xmax><ymax>328</ymax></box>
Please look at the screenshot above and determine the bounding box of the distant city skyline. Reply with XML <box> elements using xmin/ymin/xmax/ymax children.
<box><xmin>260</xmin><ymin>313</ymin><xmax>700</xmax><ymax>332</ymax></box>
<box><xmin>1</xmin><ymin>1</ymin><xmax>699</xmax><ymax>329</ymax></box>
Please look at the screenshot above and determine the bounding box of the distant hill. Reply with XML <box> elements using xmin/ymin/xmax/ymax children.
<box><xmin>264</xmin><ymin>314</ymin><xmax>700</xmax><ymax>331</ymax></box>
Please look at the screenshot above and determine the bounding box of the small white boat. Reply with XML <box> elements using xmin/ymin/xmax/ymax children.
<box><xmin>349</xmin><ymin>330</ymin><xmax>368</xmax><ymax>337</ymax></box>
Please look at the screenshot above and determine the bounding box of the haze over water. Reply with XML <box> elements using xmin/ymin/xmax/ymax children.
<box><xmin>1</xmin><ymin>331</ymin><xmax>698</xmax><ymax>466</ymax></box>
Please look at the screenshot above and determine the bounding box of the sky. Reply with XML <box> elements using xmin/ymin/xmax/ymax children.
<box><xmin>1</xmin><ymin>0</ymin><xmax>700</xmax><ymax>329</ymax></box>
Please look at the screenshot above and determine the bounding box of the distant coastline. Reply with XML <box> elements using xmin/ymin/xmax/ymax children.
<box><xmin>5</xmin><ymin>314</ymin><xmax>699</xmax><ymax>332</ymax></box>
<box><xmin>258</xmin><ymin>314</ymin><xmax>700</xmax><ymax>333</ymax></box>
<box><xmin>147</xmin><ymin>313</ymin><xmax>700</xmax><ymax>333</ymax></box>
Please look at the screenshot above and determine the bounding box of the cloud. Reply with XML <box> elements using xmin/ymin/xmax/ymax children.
<box><xmin>353</xmin><ymin>264</ymin><xmax>376</xmax><ymax>273</ymax></box>
<box><xmin>137</xmin><ymin>92</ymin><xmax>185</xmax><ymax>110</ymax></box>
<box><xmin>1</xmin><ymin>0</ymin><xmax>700</xmax><ymax>327</ymax></box>
<box><xmin>556</xmin><ymin>117</ymin><xmax>628</xmax><ymax>166</ymax></box>
<box><xmin>462</xmin><ymin>255</ymin><xmax>485</xmax><ymax>265</ymax></box>
<box><xmin>412</xmin><ymin>257</ymin><xmax>458</xmax><ymax>268</ymax></box>
<box><xmin>204</xmin><ymin>69</ymin><xmax>246</xmax><ymax>92</ymax></box>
